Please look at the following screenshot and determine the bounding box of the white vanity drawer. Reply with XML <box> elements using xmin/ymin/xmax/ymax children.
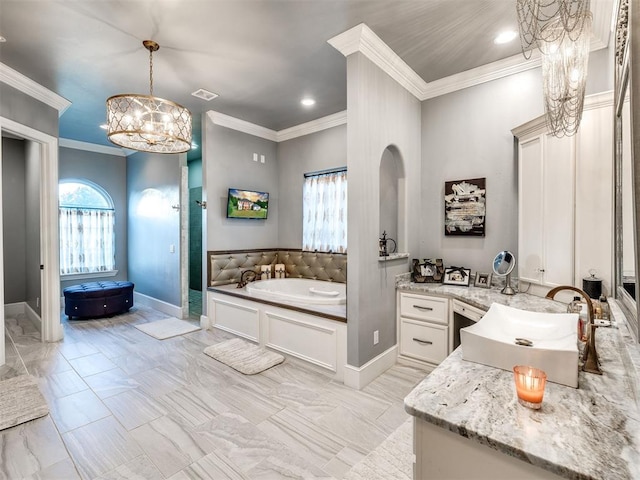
<box><xmin>452</xmin><ymin>299</ymin><xmax>485</xmax><ymax>322</ymax></box>
<box><xmin>400</xmin><ymin>318</ymin><xmax>448</xmax><ymax>364</ymax></box>
<box><xmin>400</xmin><ymin>293</ymin><xmax>448</xmax><ymax>325</ymax></box>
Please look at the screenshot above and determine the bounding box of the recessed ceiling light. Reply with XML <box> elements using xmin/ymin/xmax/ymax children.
<box><xmin>301</xmin><ymin>97</ymin><xmax>316</xmax><ymax>107</ymax></box>
<box><xmin>494</xmin><ymin>30</ymin><xmax>518</xmax><ymax>45</ymax></box>
<box><xmin>0</xmin><ymin>36</ymin><xmax>6</xmax><ymax>43</ymax></box>
<box><xmin>99</xmin><ymin>124</ymin><xmax>108</xmax><ymax>130</ymax></box>
<box><xmin>191</xmin><ymin>89</ymin><xmax>218</xmax><ymax>101</ymax></box>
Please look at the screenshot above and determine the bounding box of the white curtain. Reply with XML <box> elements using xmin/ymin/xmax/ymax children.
<box><xmin>302</xmin><ymin>170</ymin><xmax>347</xmax><ymax>253</ymax></box>
<box><xmin>60</xmin><ymin>207</ymin><xmax>115</xmax><ymax>274</ymax></box>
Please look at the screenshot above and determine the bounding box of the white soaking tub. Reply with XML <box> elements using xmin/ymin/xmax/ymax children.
<box><xmin>246</xmin><ymin>278</ymin><xmax>346</xmax><ymax>305</ymax></box>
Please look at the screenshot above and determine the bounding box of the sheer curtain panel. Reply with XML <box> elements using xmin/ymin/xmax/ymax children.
<box><xmin>302</xmin><ymin>170</ymin><xmax>347</xmax><ymax>253</ymax></box>
<box><xmin>59</xmin><ymin>207</ymin><xmax>115</xmax><ymax>274</ymax></box>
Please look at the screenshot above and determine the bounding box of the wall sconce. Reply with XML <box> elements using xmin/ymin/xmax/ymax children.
<box><xmin>196</xmin><ymin>200</ymin><xmax>207</xmax><ymax>209</ymax></box>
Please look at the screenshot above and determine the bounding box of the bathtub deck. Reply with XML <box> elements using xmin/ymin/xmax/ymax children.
<box><xmin>208</xmin><ymin>282</ymin><xmax>347</xmax><ymax>323</ymax></box>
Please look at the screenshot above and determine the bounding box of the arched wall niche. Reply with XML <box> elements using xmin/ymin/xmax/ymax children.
<box><xmin>379</xmin><ymin>144</ymin><xmax>406</xmax><ymax>254</ymax></box>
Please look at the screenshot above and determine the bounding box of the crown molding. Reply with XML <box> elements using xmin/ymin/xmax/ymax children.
<box><xmin>0</xmin><ymin>63</ymin><xmax>71</xmax><ymax>115</ymax></box>
<box><xmin>511</xmin><ymin>90</ymin><xmax>615</xmax><ymax>138</ymax></box>
<box><xmin>207</xmin><ymin>111</ymin><xmax>278</xmax><ymax>142</ymax></box>
<box><xmin>329</xmin><ymin>4</ymin><xmax>613</xmax><ymax>102</ymax></box>
<box><xmin>277</xmin><ymin>111</ymin><xmax>347</xmax><ymax>142</ymax></box>
<box><xmin>421</xmin><ymin>52</ymin><xmax>543</xmax><ymax>100</ymax></box>
<box><xmin>206</xmin><ymin>110</ymin><xmax>347</xmax><ymax>143</ymax></box>
<box><xmin>328</xmin><ymin>23</ymin><xmax>426</xmax><ymax>99</ymax></box>
<box><xmin>59</xmin><ymin>138</ymin><xmax>127</xmax><ymax>157</ymax></box>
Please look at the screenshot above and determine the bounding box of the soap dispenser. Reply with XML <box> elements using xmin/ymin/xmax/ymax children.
<box><xmin>567</xmin><ymin>296</ymin><xmax>583</xmax><ymax>341</ymax></box>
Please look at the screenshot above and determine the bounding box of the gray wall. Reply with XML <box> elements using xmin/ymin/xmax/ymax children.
<box><xmin>204</xmin><ymin>122</ymin><xmax>279</xmax><ymax>251</ymax></box>
<box><xmin>2</xmin><ymin>138</ymin><xmax>27</xmax><ymax>304</ymax></box>
<box><xmin>127</xmin><ymin>152</ymin><xmax>183</xmax><ymax>306</ymax></box>
<box><xmin>347</xmin><ymin>53</ymin><xmax>422</xmax><ymax>367</ymax></box>
<box><xmin>419</xmin><ymin>47</ymin><xmax>614</xmax><ymax>274</ymax></box>
<box><xmin>25</xmin><ymin>140</ymin><xmax>41</xmax><ymax>315</ymax></box>
<box><xmin>0</xmin><ymin>83</ymin><xmax>58</xmax><ymax>137</ymax></box>
<box><xmin>59</xmin><ymin>147</ymin><xmax>128</xmax><ymax>290</ymax></box>
<box><xmin>277</xmin><ymin>125</ymin><xmax>347</xmax><ymax>248</ymax></box>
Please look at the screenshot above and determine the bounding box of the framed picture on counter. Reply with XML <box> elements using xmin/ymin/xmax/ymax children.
<box><xmin>474</xmin><ymin>272</ymin><xmax>492</xmax><ymax>288</ymax></box>
<box><xmin>443</xmin><ymin>266</ymin><xmax>471</xmax><ymax>286</ymax></box>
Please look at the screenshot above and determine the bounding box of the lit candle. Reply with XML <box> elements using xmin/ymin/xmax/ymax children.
<box><xmin>513</xmin><ymin>365</ymin><xmax>547</xmax><ymax>409</ymax></box>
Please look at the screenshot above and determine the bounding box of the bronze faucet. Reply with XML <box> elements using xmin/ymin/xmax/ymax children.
<box><xmin>237</xmin><ymin>270</ymin><xmax>257</xmax><ymax>288</ymax></box>
<box><xmin>546</xmin><ymin>286</ymin><xmax>602</xmax><ymax>375</ymax></box>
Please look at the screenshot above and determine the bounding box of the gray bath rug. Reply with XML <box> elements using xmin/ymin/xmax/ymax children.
<box><xmin>344</xmin><ymin>418</ymin><xmax>413</xmax><ymax>480</ymax></box>
<box><xmin>203</xmin><ymin>338</ymin><xmax>284</xmax><ymax>375</ymax></box>
<box><xmin>0</xmin><ymin>375</ymin><xmax>49</xmax><ymax>431</ymax></box>
<box><xmin>134</xmin><ymin>317</ymin><xmax>200</xmax><ymax>340</ymax></box>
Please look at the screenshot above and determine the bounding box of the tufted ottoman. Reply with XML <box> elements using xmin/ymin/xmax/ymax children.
<box><xmin>63</xmin><ymin>281</ymin><xmax>134</xmax><ymax>319</ymax></box>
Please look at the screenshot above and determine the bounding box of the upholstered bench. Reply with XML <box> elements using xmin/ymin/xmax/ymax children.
<box><xmin>63</xmin><ymin>281</ymin><xmax>134</xmax><ymax>319</ymax></box>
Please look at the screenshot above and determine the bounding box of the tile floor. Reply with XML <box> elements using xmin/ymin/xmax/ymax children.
<box><xmin>1</xmin><ymin>305</ymin><xmax>428</xmax><ymax>479</ymax></box>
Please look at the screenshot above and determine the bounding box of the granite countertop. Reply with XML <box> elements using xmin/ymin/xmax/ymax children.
<box><xmin>396</xmin><ymin>274</ymin><xmax>567</xmax><ymax>314</ymax></box>
<box><xmin>401</xmin><ymin>277</ymin><xmax>640</xmax><ymax>479</ymax></box>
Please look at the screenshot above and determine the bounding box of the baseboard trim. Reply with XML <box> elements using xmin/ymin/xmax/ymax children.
<box><xmin>25</xmin><ymin>302</ymin><xmax>42</xmax><ymax>332</ymax></box>
<box><xmin>343</xmin><ymin>344</ymin><xmax>398</xmax><ymax>390</ymax></box>
<box><xmin>4</xmin><ymin>302</ymin><xmax>25</xmax><ymax>316</ymax></box>
<box><xmin>133</xmin><ymin>292</ymin><xmax>183</xmax><ymax>318</ymax></box>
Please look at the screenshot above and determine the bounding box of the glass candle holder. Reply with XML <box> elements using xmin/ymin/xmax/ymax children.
<box><xmin>513</xmin><ymin>365</ymin><xmax>547</xmax><ymax>409</ymax></box>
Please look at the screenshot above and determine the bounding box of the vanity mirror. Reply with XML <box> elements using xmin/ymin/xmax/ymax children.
<box><xmin>493</xmin><ymin>251</ymin><xmax>516</xmax><ymax>295</ymax></box>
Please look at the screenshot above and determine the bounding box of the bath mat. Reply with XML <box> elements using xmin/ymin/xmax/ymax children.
<box><xmin>0</xmin><ymin>375</ymin><xmax>49</xmax><ymax>431</ymax></box>
<box><xmin>134</xmin><ymin>317</ymin><xmax>200</xmax><ymax>340</ymax></box>
<box><xmin>203</xmin><ymin>338</ymin><xmax>284</xmax><ymax>375</ymax></box>
<box><xmin>344</xmin><ymin>418</ymin><xmax>413</xmax><ymax>480</ymax></box>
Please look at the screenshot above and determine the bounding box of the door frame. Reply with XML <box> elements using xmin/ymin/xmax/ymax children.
<box><xmin>0</xmin><ymin>116</ymin><xmax>63</xmax><ymax>360</ymax></box>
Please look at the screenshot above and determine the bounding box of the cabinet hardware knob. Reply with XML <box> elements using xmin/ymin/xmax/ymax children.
<box><xmin>413</xmin><ymin>338</ymin><xmax>433</xmax><ymax>345</ymax></box>
<box><xmin>414</xmin><ymin>305</ymin><xmax>433</xmax><ymax>311</ymax></box>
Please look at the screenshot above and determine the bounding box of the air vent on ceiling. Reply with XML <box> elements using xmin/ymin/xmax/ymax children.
<box><xmin>191</xmin><ymin>89</ymin><xmax>219</xmax><ymax>101</ymax></box>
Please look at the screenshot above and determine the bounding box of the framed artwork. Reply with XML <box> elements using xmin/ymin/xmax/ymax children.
<box><xmin>474</xmin><ymin>272</ymin><xmax>492</xmax><ymax>288</ymax></box>
<box><xmin>443</xmin><ymin>266</ymin><xmax>471</xmax><ymax>286</ymax></box>
<box><xmin>444</xmin><ymin>177</ymin><xmax>486</xmax><ymax>236</ymax></box>
<box><xmin>411</xmin><ymin>258</ymin><xmax>445</xmax><ymax>283</ymax></box>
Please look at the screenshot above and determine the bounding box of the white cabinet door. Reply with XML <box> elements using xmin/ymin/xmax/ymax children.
<box><xmin>518</xmin><ymin>134</ymin><xmax>573</xmax><ymax>287</ymax></box>
<box><xmin>541</xmin><ymin>133</ymin><xmax>574</xmax><ymax>287</ymax></box>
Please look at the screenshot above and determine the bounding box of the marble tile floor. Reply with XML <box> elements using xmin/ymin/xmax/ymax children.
<box><xmin>1</xmin><ymin>305</ymin><xmax>429</xmax><ymax>480</ymax></box>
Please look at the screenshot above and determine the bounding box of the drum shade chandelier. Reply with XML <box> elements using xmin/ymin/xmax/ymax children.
<box><xmin>106</xmin><ymin>40</ymin><xmax>192</xmax><ymax>153</ymax></box>
<box><xmin>516</xmin><ymin>0</ymin><xmax>592</xmax><ymax>137</ymax></box>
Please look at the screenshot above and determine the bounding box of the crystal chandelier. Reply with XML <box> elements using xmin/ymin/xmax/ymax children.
<box><xmin>106</xmin><ymin>40</ymin><xmax>192</xmax><ymax>154</ymax></box>
<box><xmin>516</xmin><ymin>0</ymin><xmax>592</xmax><ymax>137</ymax></box>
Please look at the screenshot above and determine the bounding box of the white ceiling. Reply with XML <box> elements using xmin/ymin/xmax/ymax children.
<box><xmin>0</xmin><ymin>1</ymin><xmax>613</xmax><ymax>157</ymax></box>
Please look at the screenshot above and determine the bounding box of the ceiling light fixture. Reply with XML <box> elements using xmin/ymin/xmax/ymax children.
<box><xmin>0</xmin><ymin>36</ymin><xmax>6</xmax><ymax>43</ymax></box>
<box><xmin>301</xmin><ymin>97</ymin><xmax>316</xmax><ymax>107</ymax></box>
<box><xmin>106</xmin><ymin>40</ymin><xmax>192</xmax><ymax>154</ymax></box>
<box><xmin>516</xmin><ymin>0</ymin><xmax>592</xmax><ymax>137</ymax></box>
<box><xmin>494</xmin><ymin>31</ymin><xmax>518</xmax><ymax>44</ymax></box>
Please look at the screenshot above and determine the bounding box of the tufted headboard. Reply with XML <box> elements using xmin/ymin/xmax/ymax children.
<box><xmin>207</xmin><ymin>249</ymin><xmax>347</xmax><ymax>286</ymax></box>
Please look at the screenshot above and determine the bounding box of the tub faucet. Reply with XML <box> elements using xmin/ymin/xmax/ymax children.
<box><xmin>237</xmin><ymin>270</ymin><xmax>257</xmax><ymax>288</ymax></box>
<box><xmin>546</xmin><ymin>286</ymin><xmax>602</xmax><ymax>376</ymax></box>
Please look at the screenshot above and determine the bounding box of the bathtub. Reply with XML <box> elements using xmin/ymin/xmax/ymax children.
<box><xmin>206</xmin><ymin>278</ymin><xmax>347</xmax><ymax>381</ymax></box>
<box><xmin>246</xmin><ymin>278</ymin><xmax>346</xmax><ymax>305</ymax></box>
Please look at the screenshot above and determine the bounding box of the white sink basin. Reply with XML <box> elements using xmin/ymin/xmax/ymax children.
<box><xmin>460</xmin><ymin>303</ymin><xmax>579</xmax><ymax>387</ymax></box>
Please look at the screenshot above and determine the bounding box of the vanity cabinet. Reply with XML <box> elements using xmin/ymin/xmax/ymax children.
<box><xmin>397</xmin><ymin>292</ymin><xmax>449</xmax><ymax>368</ymax></box>
<box><xmin>513</xmin><ymin>92</ymin><xmax>614</xmax><ymax>296</ymax></box>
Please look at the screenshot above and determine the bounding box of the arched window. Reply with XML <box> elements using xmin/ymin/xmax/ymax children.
<box><xmin>59</xmin><ymin>180</ymin><xmax>115</xmax><ymax>275</ymax></box>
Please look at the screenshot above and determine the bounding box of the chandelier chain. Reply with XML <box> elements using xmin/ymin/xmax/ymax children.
<box><xmin>149</xmin><ymin>46</ymin><xmax>154</xmax><ymax>97</ymax></box>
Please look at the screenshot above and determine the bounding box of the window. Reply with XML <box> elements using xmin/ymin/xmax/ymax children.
<box><xmin>59</xmin><ymin>180</ymin><xmax>115</xmax><ymax>275</ymax></box>
<box><xmin>302</xmin><ymin>169</ymin><xmax>347</xmax><ymax>253</ymax></box>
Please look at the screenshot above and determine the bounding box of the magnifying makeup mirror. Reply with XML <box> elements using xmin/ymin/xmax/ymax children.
<box><xmin>493</xmin><ymin>251</ymin><xmax>516</xmax><ymax>295</ymax></box>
